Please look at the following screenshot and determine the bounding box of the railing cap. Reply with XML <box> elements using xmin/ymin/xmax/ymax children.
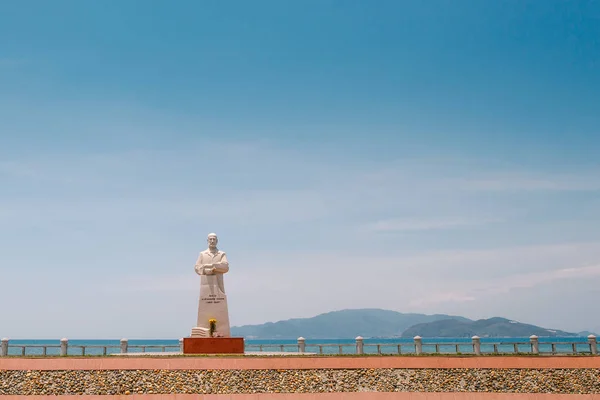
<box><xmin>588</xmin><ymin>334</ymin><xmax>596</xmax><ymax>339</ymax></box>
<box><xmin>529</xmin><ymin>335</ymin><xmax>538</xmax><ymax>339</ymax></box>
<box><xmin>297</xmin><ymin>337</ymin><xmax>305</xmax><ymax>341</ymax></box>
<box><xmin>1</xmin><ymin>338</ymin><xmax>8</xmax><ymax>341</ymax></box>
<box><xmin>471</xmin><ymin>335</ymin><xmax>480</xmax><ymax>340</ymax></box>
<box><xmin>60</xmin><ymin>338</ymin><xmax>68</xmax><ymax>342</ymax></box>
<box><xmin>355</xmin><ymin>336</ymin><xmax>363</xmax><ymax>340</ymax></box>
<box><xmin>413</xmin><ymin>335</ymin><xmax>422</xmax><ymax>340</ymax></box>
<box><xmin>120</xmin><ymin>338</ymin><xmax>128</xmax><ymax>342</ymax></box>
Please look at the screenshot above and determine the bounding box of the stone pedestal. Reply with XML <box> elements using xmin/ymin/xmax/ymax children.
<box><xmin>191</xmin><ymin>273</ymin><xmax>231</xmax><ymax>337</ymax></box>
<box><xmin>182</xmin><ymin>337</ymin><xmax>245</xmax><ymax>354</ymax></box>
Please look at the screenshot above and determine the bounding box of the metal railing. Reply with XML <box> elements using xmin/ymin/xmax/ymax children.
<box><xmin>0</xmin><ymin>338</ymin><xmax>182</xmax><ymax>357</ymax></box>
<box><xmin>1</xmin><ymin>335</ymin><xmax>597</xmax><ymax>356</ymax></box>
<box><xmin>241</xmin><ymin>335</ymin><xmax>600</xmax><ymax>356</ymax></box>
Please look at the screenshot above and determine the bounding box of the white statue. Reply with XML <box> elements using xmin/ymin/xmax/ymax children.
<box><xmin>191</xmin><ymin>233</ymin><xmax>232</xmax><ymax>338</ymax></box>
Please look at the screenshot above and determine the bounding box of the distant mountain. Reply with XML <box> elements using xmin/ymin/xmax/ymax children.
<box><xmin>401</xmin><ymin>317</ymin><xmax>578</xmax><ymax>338</ymax></box>
<box><xmin>578</xmin><ymin>331</ymin><xmax>599</xmax><ymax>337</ymax></box>
<box><xmin>231</xmin><ymin>309</ymin><xmax>471</xmax><ymax>339</ymax></box>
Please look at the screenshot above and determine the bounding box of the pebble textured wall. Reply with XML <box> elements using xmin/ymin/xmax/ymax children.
<box><xmin>1</xmin><ymin>368</ymin><xmax>599</xmax><ymax>395</ymax></box>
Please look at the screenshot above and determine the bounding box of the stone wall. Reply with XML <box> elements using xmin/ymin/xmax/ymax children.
<box><xmin>1</xmin><ymin>368</ymin><xmax>599</xmax><ymax>395</ymax></box>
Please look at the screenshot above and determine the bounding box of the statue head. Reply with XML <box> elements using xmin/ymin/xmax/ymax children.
<box><xmin>207</xmin><ymin>233</ymin><xmax>218</xmax><ymax>250</ymax></box>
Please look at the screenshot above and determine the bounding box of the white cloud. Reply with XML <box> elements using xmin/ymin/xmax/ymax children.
<box><xmin>0</xmin><ymin>58</ymin><xmax>24</xmax><ymax>67</ymax></box>
<box><xmin>0</xmin><ymin>161</ymin><xmax>47</xmax><ymax>180</ymax></box>
<box><xmin>409</xmin><ymin>292</ymin><xmax>477</xmax><ymax>307</ymax></box>
<box><xmin>457</xmin><ymin>173</ymin><xmax>600</xmax><ymax>192</ymax></box>
<box><xmin>367</xmin><ymin>217</ymin><xmax>501</xmax><ymax>232</ymax></box>
<box><xmin>486</xmin><ymin>264</ymin><xmax>600</xmax><ymax>293</ymax></box>
<box><xmin>410</xmin><ymin>263</ymin><xmax>600</xmax><ymax>308</ymax></box>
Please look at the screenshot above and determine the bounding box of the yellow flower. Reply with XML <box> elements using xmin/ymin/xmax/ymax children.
<box><xmin>208</xmin><ymin>318</ymin><xmax>218</xmax><ymax>337</ymax></box>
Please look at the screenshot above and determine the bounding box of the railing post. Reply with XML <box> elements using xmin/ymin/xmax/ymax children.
<box><xmin>120</xmin><ymin>338</ymin><xmax>128</xmax><ymax>354</ymax></box>
<box><xmin>530</xmin><ymin>335</ymin><xmax>539</xmax><ymax>354</ymax></box>
<box><xmin>414</xmin><ymin>336</ymin><xmax>422</xmax><ymax>355</ymax></box>
<box><xmin>1</xmin><ymin>338</ymin><xmax>8</xmax><ymax>357</ymax></box>
<box><xmin>588</xmin><ymin>335</ymin><xmax>597</xmax><ymax>356</ymax></box>
<box><xmin>355</xmin><ymin>336</ymin><xmax>364</xmax><ymax>355</ymax></box>
<box><xmin>297</xmin><ymin>337</ymin><xmax>305</xmax><ymax>353</ymax></box>
<box><xmin>179</xmin><ymin>338</ymin><xmax>184</xmax><ymax>353</ymax></box>
<box><xmin>472</xmin><ymin>335</ymin><xmax>481</xmax><ymax>355</ymax></box>
<box><xmin>60</xmin><ymin>338</ymin><xmax>68</xmax><ymax>356</ymax></box>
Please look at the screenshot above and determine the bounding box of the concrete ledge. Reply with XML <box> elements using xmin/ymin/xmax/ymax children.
<box><xmin>1</xmin><ymin>356</ymin><xmax>599</xmax><ymax>371</ymax></box>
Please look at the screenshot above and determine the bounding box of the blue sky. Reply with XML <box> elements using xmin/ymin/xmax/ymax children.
<box><xmin>1</xmin><ymin>1</ymin><xmax>599</xmax><ymax>338</ymax></box>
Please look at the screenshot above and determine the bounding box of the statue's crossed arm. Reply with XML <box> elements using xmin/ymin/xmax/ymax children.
<box><xmin>194</xmin><ymin>253</ymin><xmax>229</xmax><ymax>275</ymax></box>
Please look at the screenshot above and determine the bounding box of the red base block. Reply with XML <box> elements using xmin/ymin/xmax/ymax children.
<box><xmin>182</xmin><ymin>337</ymin><xmax>245</xmax><ymax>354</ymax></box>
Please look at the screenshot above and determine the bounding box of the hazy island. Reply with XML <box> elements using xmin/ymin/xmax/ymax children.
<box><xmin>230</xmin><ymin>309</ymin><xmax>594</xmax><ymax>339</ymax></box>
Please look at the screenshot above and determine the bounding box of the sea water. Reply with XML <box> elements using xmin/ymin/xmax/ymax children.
<box><xmin>3</xmin><ymin>337</ymin><xmax>592</xmax><ymax>356</ymax></box>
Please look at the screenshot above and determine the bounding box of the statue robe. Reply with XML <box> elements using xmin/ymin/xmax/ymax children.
<box><xmin>192</xmin><ymin>249</ymin><xmax>231</xmax><ymax>337</ymax></box>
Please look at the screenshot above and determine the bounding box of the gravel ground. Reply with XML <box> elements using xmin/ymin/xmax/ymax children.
<box><xmin>1</xmin><ymin>368</ymin><xmax>599</xmax><ymax>395</ymax></box>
